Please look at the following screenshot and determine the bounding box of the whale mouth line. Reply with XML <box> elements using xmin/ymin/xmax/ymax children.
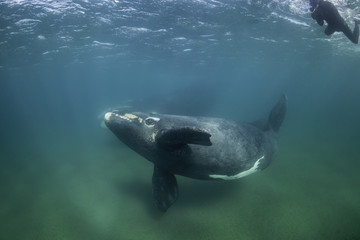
<box><xmin>208</xmin><ymin>155</ymin><xmax>265</xmax><ymax>180</ymax></box>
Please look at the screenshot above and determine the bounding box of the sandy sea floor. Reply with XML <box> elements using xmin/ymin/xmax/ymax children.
<box><xmin>1</xmin><ymin>125</ymin><xmax>359</xmax><ymax>240</ymax></box>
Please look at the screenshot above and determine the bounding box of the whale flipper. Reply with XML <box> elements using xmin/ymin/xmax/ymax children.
<box><xmin>156</xmin><ymin>127</ymin><xmax>212</xmax><ymax>147</ymax></box>
<box><xmin>152</xmin><ymin>166</ymin><xmax>179</xmax><ymax>212</ymax></box>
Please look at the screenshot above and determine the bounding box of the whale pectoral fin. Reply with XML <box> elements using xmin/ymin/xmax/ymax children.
<box><xmin>152</xmin><ymin>166</ymin><xmax>179</xmax><ymax>212</ymax></box>
<box><xmin>156</xmin><ymin>127</ymin><xmax>212</xmax><ymax>147</ymax></box>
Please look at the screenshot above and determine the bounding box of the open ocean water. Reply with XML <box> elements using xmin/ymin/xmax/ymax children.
<box><xmin>1</xmin><ymin>0</ymin><xmax>360</xmax><ymax>239</ymax></box>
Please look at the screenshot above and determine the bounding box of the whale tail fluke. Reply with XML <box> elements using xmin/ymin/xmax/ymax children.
<box><xmin>268</xmin><ymin>94</ymin><xmax>287</xmax><ymax>133</ymax></box>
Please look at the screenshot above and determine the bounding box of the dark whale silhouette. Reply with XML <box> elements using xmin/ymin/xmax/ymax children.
<box><xmin>105</xmin><ymin>95</ymin><xmax>287</xmax><ymax>212</ymax></box>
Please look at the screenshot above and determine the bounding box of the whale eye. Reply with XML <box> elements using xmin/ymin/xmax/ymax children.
<box><xmin>145</xmin><ymin>117</ymin><xmax>160</xmax><ymax>127</ymax></box>
<box><xmin>145</xmin><ymin>118</ymin><xmax>156</xmax><ymax>125</ymax></box>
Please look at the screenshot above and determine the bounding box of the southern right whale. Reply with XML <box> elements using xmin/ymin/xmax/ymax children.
<box><xmin>104</xmin><ymin>94</ymin><xmax>287</xmax><ymax>212</ymax></box>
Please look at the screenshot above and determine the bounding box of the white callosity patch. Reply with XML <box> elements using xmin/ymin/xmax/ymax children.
<box><xmin>151</xmin><ymin>132</ymin><xmax>157</xmax><ymax>142</ymax></box>
<box><xmin>209</xmin><ymin>155</ymin><xmax>265</xmax><ymax>180</ymax></box>
<box><xmin>104</xmin><ymin>112</ymin><xmax>112</xmax><ymax>121</ymax></box>
<box><xmin>104</xmin><ymin>112</ymin><xmax>143</xmax><ymax>123</ymax></box>
<box><xmin>149</xmin><ymin>117</ymin><xmax>160</xmax><ymax>121</ymax></box>
<box><xmin>144</xmin><ymin>117</ymin><xmax>160</xmax><ymax>127</ymax></box>
<box><xmin>146</xmin><ymin>117</ymin><xmax>161</xmax><ymax>142</ymax></box>
<box><xmin>123</xmin><ymin>113</ymin><xmax>142</xmax><ymax>122</ymax></box>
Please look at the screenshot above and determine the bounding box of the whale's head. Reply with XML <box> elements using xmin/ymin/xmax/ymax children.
<box><xmin>104</xmin><ymin>110</ymin><xmax>212</xmax><ymax>164</ymax></box>
<box><xmin>104</xmin><ymin>110</ymin><xmax>162</xmax><ymax>158</ymax></box>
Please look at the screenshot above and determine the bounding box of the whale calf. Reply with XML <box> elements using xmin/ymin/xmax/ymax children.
<box><xmin>105</xmin><ymin>94</ymin><xmax>287</xmax><ymax>212</ymax></box>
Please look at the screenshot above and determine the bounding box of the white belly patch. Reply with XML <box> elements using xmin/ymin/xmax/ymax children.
<box><xmin>209</xmin><ymin>155</ymin><xmax>264</xmax><ymax>180</ymax></box>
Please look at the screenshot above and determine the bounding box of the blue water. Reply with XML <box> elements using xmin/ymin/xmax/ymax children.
<box><xmin>1</xmin><ymin>0</ymin><xmax>360</xmax><ymax>239</ymax></box>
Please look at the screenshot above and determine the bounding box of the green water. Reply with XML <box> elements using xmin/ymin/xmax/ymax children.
<box><xmin>1</xmin><ymin>0</ymin><xmax>360</xmax><ymax>239</ymax></box>
<box><xmin>1</xmin><ymin>122</ymin><xmax>359</xmax><ymax>240</ymax></box>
